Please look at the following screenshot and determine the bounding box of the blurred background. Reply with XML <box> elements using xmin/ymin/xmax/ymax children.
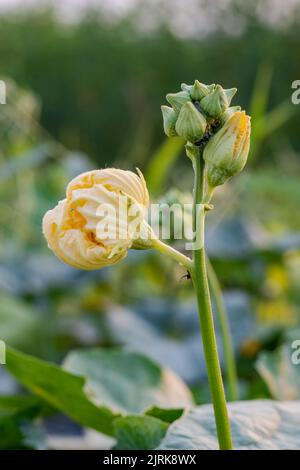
<box><xmin>1</xmin><ymin>0</ymin><xmax>300</xmax><ymax>448</ymax></box>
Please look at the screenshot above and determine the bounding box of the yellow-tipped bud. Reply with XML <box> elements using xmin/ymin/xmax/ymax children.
<box><xmin>203</xmin><ymin>111</ymin><xmax>251</xmax><ymax>187</ymax></box>
<box><xmin>220</xmin><ymin>105</ymin><xmax>241</xmax><ymax>125</ymax></box>
<box><xmin>175</xmin><ymin>102</ymin><xmax>207</xmax><ymax>142</ymax></box>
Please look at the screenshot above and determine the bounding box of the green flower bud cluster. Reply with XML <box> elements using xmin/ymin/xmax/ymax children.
<box><xmin>161</xmin><ymin>80</ymin><xmax>251</xmax><ymax>192</ymax></box>
<box><xmin>161</xmin><ymin>80</ymin><xmax>237</xmax><ymax>143</ymax></box>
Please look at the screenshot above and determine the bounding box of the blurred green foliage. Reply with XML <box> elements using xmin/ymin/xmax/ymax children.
<box><xmin>0</xmin><ymin>4</ymin><xmax>299</xmax><ymax>166</ymax></box>
<box><xmin>0</xmin><ymin>1</ymin><xmax>300</xmax><ymax>448</ymax></box>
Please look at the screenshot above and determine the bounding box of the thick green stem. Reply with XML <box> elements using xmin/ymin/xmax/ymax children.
<box><xmin>207</xmin><ymin>257</ymin><xmax>238</xmax><ymax>401</ymax></box>
<box><xmin>191</xmin><ymin>152</ymin><xmax>233</xmax><ymax>450</ymax></box>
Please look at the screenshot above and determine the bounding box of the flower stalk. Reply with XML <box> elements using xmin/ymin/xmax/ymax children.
<box><xmin>190</xmin><ymin>149</ymin><xmax>233</xmax><ymax>450</ymax></box>
<box><xmin>206</xmin><ymin>256</ymin><xmax>238</xmax><ymax>402</ymax></box>
<box><xmin>151</xmin><ymin>237</ymin><xmax>193</xmax><ymax>270</ymax></box>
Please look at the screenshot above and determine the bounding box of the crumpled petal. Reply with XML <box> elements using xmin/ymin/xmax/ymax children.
<box><xmin>42</xmin><ymin>168</ymin><xmax>149</xmax><ymax>270</ymax></box>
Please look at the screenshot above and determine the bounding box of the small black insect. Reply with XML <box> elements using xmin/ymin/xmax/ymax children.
<box><xmin>194</xmin><ymin>117</ymin><xmax>221</xmax><ymax>148</ymax></box>
<box><xmin>195</xmin><ymin>132</ymin><xmax>211</xmax><ymax>147</ymax></box>
<box><xmin>181</xmin><ymin>270</ymin><xmax>192</xmax><ymax>281</ymax></box>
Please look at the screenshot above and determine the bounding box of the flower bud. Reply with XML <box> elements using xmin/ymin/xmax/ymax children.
<box><xmin>175</xmin><ymin>102</ymin><xmax>207</xmax><ymax>142</ymax></box>
<box><xmin>220</xmin><ymin>105</ymin><xmax>241</xmax><ymax>125</ymax></box>
<box><xmin>200</xmin><ymin>84</ymin><xmax>228</xmax><ymax>118</ymax></box>
<box><xmin>181</xmin><ymin>83</ymin><xmax>193</xmax><ymax>94</ymax></box>
<box><xmin>223</xmin><ymin>87</ymin><xmax>237</xmax><ymax>105</ymax></box>
<box><xmin>190</xmin><ymin>80</ymin><xmax>210</xmax><ymax>101</ymax></box>
<box><xmin>166</xmin><ymin>91</ymin><xmax>190</xmax><ymax>113</ymax></box>
<box><xmin>161</xmin><ymin>105</ymin><xmax>178</xmax><ymax>137</ymax></box>
<box><xmin>203</xmin><ymin>111</ymin><xmax>251</xmax><ymax>187</ymax></box>
<box><xmin>43</xmin><ymin>168</ymin><xmax>150</xmax><ymax>270</ymax></box>
<box><xmin>207</xmin><ymin>84</ymin><xmax>216</xmax><ymax>93</ymax></box>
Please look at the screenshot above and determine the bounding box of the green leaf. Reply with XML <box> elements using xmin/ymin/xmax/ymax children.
<box><xmin>0</xmin><ymin>416</ymin><xmax>23</xmax><ymax>449</ymax></box>
<box><xmin>5</xmin><ymin>347</ymin><xmax>118</xmax><ymax>436</ymax></box>
<box><xmin>0</xmin><ymin>395</ymin><xmax>46</xmax><ymax>450</ymax></box>
<box><xmin>250</xmin><ymin>62</ymin><xmax>273</xmax><ymax>125</ymax></box>
<box><xmin>249</xmin><ymin>63</ymin><xmax>294</xmax><ymax>160</ymax></box>
<box><xmin>256</xmin><ymin>345</ymin><xmax>300</xmax><ymax>400</ymax></box>
<box><xmin>158</xmin><ymin>400</ymin><xmax>300</xmax><ymax>450</ymax></box>
<box><xmin>114</xmin><ymin>415</ymin><xmax>168</xmax><ymax>450</ymax></box>
<box><xmin>63</xmin><ymin>348</ymin><xmax>194</xmax><ymax>414</ymax></box>
<box><xmin>0</xmin><ymin>293</ymin><xmax>41</xmax><ymax>352</ymax></box>
<box><xmin>145</xmin><ymin>406</ymin><xmax>184</xmax><ymax>423</ymax></box>
<box><xmin>0</xmin><ymin>395</ymin><xmax>43</xmax><ymax>419</ymax></box>
<box><xmin>258</xmin><ymin>101</ymin><xmax>294</xmax><ymax>139</ymax></box>
<box><xmin>5</xmin><ymin>347</ymin><xmax>193</xmax><ymax>439</ymax></box>
<box><xmin>0</xmin><ymin>416</ymin><xmax>45</xmax><ymax>449</ymax></box>
<box><xmin>146</xmin><ymin>137</ymin><xmax>184</xmax><ymax>197</ymax></box>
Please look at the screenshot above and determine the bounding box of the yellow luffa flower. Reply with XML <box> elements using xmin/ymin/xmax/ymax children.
<box><xmin>42</xmin><ymin>168</ymin><xmax>150</xmax><ymax>270</ymax></box>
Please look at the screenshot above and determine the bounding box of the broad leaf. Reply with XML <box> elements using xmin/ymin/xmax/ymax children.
<box><xmin>0</xmin><ymin>394</ymin><xmax>46</xmax><ymax>449</ymax></box>
<box><xmin>256</xmin><ymin>345</ymin><xmax>300</xmax><ymax>400</ymax></box>
<box><xmin>0</xmin><ymin>394</ymin><xmax>43</xmax><ymax>419</ymax></box>
<box><xmin>114</xmin><ymin>415</ymin><xmax>168</xmax><ymax>450</ymax></box>
<box><xmin>63</xmin><ymin>348</ymin><xmax>194</xmax><ymax>414</ymax></box>
<box><xmin>5</xmin><ymin>347</ymin><xmax>118</xmax><ymax>436</ymax></box>
<box><xmin>158</xmin><ymin>400</ymin><xmax>300</xmax><ymax>450</ymax></box>
<box><xmin>145</xmin><ymin>406</ymin><xmax>184</xmax><ymax>423</ymax></box>
<box><xmin>6</xmin><ymin>347</ymin><xmax>193</xmax><ymax>438</ymax></box>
